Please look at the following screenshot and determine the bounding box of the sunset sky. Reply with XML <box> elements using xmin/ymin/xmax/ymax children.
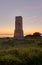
<box><xmin>0</xmin><ymin>0</ymin><xmax>42</xmax><ymax>37</ymax></box>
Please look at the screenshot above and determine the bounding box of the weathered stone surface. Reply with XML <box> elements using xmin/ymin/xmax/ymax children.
<box><xmin>14</xmin><ymin>16</ymin><xmax>24</xmax><ymax>39</ymax></box>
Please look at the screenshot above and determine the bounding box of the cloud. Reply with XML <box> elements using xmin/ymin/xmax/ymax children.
<box><xmin>27</xmin><ymin>16</ymin><xmax>38</xmax><ymax>23</ymax></box>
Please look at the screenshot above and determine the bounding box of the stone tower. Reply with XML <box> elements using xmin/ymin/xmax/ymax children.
<box><xmin>14</xmin><ymin>16</ymin><xmax>24</xmax><ymax>39</ymax></box>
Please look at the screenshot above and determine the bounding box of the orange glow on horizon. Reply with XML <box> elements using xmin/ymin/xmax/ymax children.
<box><xmin>0</xmin><ymin>31</ymin><xmax>13</xmax><ymax>35</ymax></box>
<box><xmin>0</xmin><ymin>30</ymin><xmax>42</xmax><ymax>35</ymax></box>
<box><xmin>0</xmin><ymin>31</ymin><xmax>33</xmax><ymax>35</ymax></box>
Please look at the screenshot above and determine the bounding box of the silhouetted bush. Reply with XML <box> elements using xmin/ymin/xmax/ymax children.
<box><xmin>33</xmin><ymin>32</ymin><xmax>41</xmax><ymax>38</ymax></box>
<box><xmin>25</xmin><ymin>34</ymin><xmax>32</xmax><ymax>39</ymax></box>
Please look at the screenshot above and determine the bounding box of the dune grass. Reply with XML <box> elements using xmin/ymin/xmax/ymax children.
<box><xmin>0</xmin><ymin>38</ymin><xmax>42</xmax><ymax>65</ymax></box>
<box><xmin>0</xmin><ymin>47</ymin><xmax>42</xmax><ymax>65</ymax></box>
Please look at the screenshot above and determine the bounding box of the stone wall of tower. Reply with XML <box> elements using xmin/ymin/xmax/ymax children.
<box><xmin>14</xmin><ymin>16</ymin><xmax>24</xmax><ymax>39</ymax></box>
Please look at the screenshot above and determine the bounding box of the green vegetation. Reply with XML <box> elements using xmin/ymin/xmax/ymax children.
<box><xmin>0</xmin><ymin>47</ymin><xmax>42</xmax><ymax>65</ymax></box>
<box><xmin>0</xmin><ymin>33</ymin><xmax>42</xmax><ymax>65</ymax></box>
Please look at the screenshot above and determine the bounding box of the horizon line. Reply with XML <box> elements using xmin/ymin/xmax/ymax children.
<box><xmin>0</xmin><ymin>32</ymin><xmax>42</xmax><ymax>35</ymax></box>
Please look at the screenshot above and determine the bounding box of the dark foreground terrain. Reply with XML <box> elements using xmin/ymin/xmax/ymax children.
<box><xmin>0</xmin><ymin>36</ymin><xmax>42</xmax><ymax>65</ymax></box>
